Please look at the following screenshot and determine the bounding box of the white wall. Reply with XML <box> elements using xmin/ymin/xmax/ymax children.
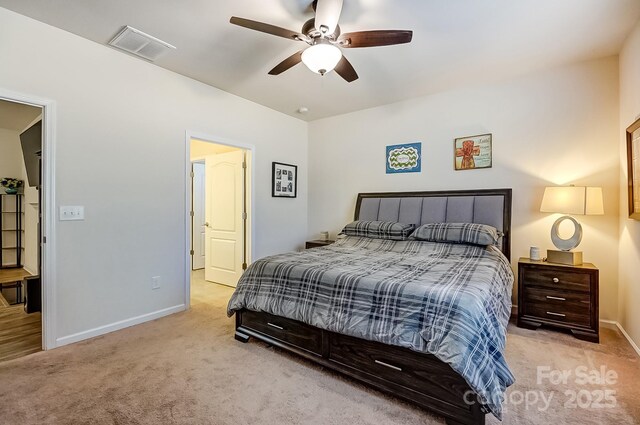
<box><xmin>619</xmin><ymin>19</ymin><xmax>640</xmax><ymax>349</ymax></box>
<box><xmin>0</xmin><ymin>128</ymin><xmax>23</xmax><ymax>178</ymax></box>
<box><xmin>308</xmin><ymin>57</ymin><xmax>620</xmax><ymax>320</ymax></box>
<box><xmin>0</xmin><ymin>8</ymin><xmax>308</xmax><ymax>345</ymax></box>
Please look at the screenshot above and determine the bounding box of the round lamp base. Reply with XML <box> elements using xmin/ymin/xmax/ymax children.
<box><xmin>550</xmin><ymin>215</ymin><xmax>582</xmax><ymax>251</ymax></box>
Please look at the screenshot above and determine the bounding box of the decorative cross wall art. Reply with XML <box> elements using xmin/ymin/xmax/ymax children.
<box><xmin>386</xmin><ymin>142</ymin><xmax>421</xmax><ymax>174</ymax></box>
<box><xmin>454</xmin><ymin>134</ymin><xmax>492</xmax><ymax>171</ymax></box>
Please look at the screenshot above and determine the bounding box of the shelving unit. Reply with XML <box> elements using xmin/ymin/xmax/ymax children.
<box><xmin>0</xmin><ymin>194</ymin><xmax>24</xmax><ymax>269</ymax></box>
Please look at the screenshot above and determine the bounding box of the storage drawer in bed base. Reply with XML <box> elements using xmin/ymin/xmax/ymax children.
<box><xmin>235</xmin><ymin>309</ymin><xmax>486</xmax><ymax>425</ymax></box>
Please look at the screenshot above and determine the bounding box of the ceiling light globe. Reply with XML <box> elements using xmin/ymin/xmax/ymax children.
<box><xmin>301</xmin><ymin>43</ymin><xmax>342</xmax><ymax>76</ymax></box>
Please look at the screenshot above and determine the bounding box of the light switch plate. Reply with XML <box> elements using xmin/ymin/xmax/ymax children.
<box><xmin>60</xmin><ymin>206</ymin><xmax>85</xmax><ymax>221</ymax></box>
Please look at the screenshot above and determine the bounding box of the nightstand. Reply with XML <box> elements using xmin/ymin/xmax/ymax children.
<box><xmin>517</xmin><ymin>257</ymin><xmax>599</xmax><ymax>343</ymax></box>
<box><xmin>305</xmin><ymin>240</ymin><xmax>335</xmax><ymax>249</ymax></box>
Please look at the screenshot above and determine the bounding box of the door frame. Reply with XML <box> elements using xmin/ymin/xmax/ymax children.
<box><xmin>190</xmin><ymin>160</ymin><xmax>205</xmax><ymax>271</ymax></box>
<box><xmin>184</xmin><ymin>131</ymin><xmax>254</xmax><ymax>308</ymax></box>
<box><xmin>0</xmin><ymin>88</ymin><xmax>57</xmax><ymax>350</ymax></box>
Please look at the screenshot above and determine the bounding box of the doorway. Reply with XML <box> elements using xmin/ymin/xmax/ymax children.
<box><xmin>187</xmin><ymin>136</ymin><xmax>253</xmax><ymax>305</ymax></box>
<box><xmin>0</xmin><ymin>98</ymin><xmax>44</xmax><ymax>361</ymax></box>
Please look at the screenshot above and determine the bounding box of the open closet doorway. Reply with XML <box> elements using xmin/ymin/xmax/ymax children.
<box><xmin>187</xmin><ymin>137</ymin><xmax>252</xmax><ymax>305</ymax></box>
<box><xmin>0</xmin><ymin>98</ymin><xmax>44</xmax><ymax>361</ymax></box>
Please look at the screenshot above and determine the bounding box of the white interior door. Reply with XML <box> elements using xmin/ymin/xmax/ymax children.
<box><xmin>204</xmin><ymin>150</ymin><xmax>244</xmax><ymax>287</ymax></box>
<box><xmin>191</xmin><ymin>162</ymin><xmax>205</xmax><ymax>270</ymax></box>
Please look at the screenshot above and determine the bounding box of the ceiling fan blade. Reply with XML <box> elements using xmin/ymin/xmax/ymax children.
<box><xmin>338</xmin><ymin>30</ymin><xmax>413</xmax><ymax>48</ymax></box>
<box><xmin>314</xmin><ymin>0</ymin><xmax>343</xmax><ymax>35</ymax></box>
<box><xmin>230</xmin><ymin>17</ymin><xmax>306</xmax><ymax>42</ymax></box>
<box><xmin>334</xmin><ymin>55</ymin><xmax>358</xmax><ymax>83</ymax></box>
<box><xmin>268</xmin><ymin>51</ymin><xmax>304</xmax><ymax>75</ymax></box>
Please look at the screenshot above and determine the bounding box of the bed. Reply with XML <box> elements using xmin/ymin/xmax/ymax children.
<box><xmin>228</xmin><ymin>189</ymin><xmax>514</xmax><ymax>425</ymax></box>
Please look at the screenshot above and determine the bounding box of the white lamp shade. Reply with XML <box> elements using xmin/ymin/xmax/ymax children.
<box><xmin>301</xmin><ymin>43</ymin><xmax>342</xmax><ymax>75</ymax></box>
<box><xmin>540</xmin><ymin>186</ymin><xmax>604</xmax><ymax>215</ymax></box>
<box><xmin>585</xmin><ymin>187</ymin><xmax>604</xmax><ymax>215</ymax></box>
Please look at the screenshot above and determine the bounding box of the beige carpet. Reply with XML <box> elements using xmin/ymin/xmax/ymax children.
<box><xmin>0</xmin><ymin>270</ymin><xmax>638</xmax><ymax>425</ymax></box>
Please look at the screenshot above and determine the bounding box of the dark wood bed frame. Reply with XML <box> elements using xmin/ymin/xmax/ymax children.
<box><xmin>234</xmin><ymin>189</ymin><xmax>512</xmax><ymax>425</ymax></box>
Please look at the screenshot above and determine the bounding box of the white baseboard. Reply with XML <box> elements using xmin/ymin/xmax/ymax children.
<box><xmin>599</xmin><ymin>319</ymin><xmax>640</xmax><ymax>358</ymax></box>
<box><xmin>599</xmin><ymin>319</ymin><xmax>618</xmax><ymax>329</ymax></box>
<box><xmin>614</xmin><ymin>322</ymin><xmax>640</xmax><ymax>358</ymax></box>
<box><xmin>55</xmin><ymin>304</ymin><xmax>186</xmax><ymax>347</ymax></box>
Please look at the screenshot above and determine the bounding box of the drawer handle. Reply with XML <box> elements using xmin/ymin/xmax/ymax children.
<box><xmin>267</xmin><ymin>322</ymin><xmax>284</xmax><ymax>330</ymax></box>
<box><xmin>546</xmin><ymin>311</ymin><xmax>566</xmax><ymax>317</ymax></box>
<box><xmin>374</xmin><ymin>359</ymin><xmax>403</xmax><ymax>372</ymax></box>
<box><xmin>546</xmin><ymin>296</ymin><xmax>566</xmax><ymax>301</ymax></box>
<box><xmin>552</xmin><ymin>278</ymin><xmax>559</xmax><ymax>283</ymax></box>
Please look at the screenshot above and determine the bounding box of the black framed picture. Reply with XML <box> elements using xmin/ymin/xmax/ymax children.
<box><xmin>272</xmin><ymin>162</ymin><xmax>297</xmax><ymax>198</ymax></box>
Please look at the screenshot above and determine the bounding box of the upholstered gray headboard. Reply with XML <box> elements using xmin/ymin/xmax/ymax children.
<box><xmin>354</xmin><ymin>189</ymin><xmax>512</xmax><ymax>260</ymax></box>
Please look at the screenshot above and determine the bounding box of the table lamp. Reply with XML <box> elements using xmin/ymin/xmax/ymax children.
<box><xmin>540</xmin><ymin>186</ymin><xmax>604</xmax><ymax>265</ymax></box>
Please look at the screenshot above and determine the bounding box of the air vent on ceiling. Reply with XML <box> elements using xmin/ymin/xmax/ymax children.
<box><xmin>108</xmin><ymin>26</ymin><xmax>176</xmax><ymax>62</ymax></box>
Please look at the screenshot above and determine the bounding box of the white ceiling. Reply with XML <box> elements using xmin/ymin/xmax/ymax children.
<box><xmin>1</xmin><ymin>1</ymin><xmax>639</xmax><ymax>121</ymax></box>
<box><xmin>0</xmin><ymin>99</ymin><xmax>42</xmax><ymax>132</ymax></box>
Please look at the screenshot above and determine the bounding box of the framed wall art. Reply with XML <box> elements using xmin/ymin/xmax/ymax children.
<box><xmin>627</xmin><ymin>117</ymin><xmax>640</xmax><ymax>220</ymax></box>
<box><xmin>272</xmin><ymin>162</ymin><xmax>297</xmax><ymax>198</ymax></box>
<box><xmin>454</xmin><ymin>133</ymin><xmax>492</xmax><ymax>171</ymax></box>
<box><xmin>386</xmin><ymin>142</ymin><xmax>421</xmax><ymax>174</ymax></box>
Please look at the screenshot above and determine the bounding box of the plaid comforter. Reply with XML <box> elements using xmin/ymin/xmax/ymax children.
<box><xmin>227</xmin><ymin>236</ymin><xmax>515</xmax><ymax>419</ymax></box>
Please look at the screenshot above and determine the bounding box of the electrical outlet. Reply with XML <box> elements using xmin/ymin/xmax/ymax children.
<box><xmin>151</xmin><ymin>276</ymin><xmax>160</xmax><ymax>290</ymax></box>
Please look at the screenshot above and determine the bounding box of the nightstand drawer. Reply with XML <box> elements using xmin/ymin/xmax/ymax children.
<box><xmin>522</xmin><ymin>268</ymin><xmax>591</xmax><ymax>293</ymax></box>
<box><xmin>524</xmin><ymin>301</ymin><xmax>591</xmax><ymax>327</ymax></box>
<box><xmin>523</xmin><ymin>287</ymin><xmax>591</xmax><ymax>307</ymax></box>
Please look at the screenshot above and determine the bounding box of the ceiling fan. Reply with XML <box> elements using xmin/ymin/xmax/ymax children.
<box><xmin>230</xmin><ymin>0</ymin><xmax>413</xmax><ymax>82</ymax></box>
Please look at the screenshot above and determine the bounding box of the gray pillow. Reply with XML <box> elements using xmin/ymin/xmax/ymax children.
<box><xmin>410</xmin><ymin>222</ymin><xmax>500</xmax><ymax>246</ymax></box>
<box><xmin>340</xmin><ymin>220</ymin><xmax>416</xmax><ymax>241</ymax></box>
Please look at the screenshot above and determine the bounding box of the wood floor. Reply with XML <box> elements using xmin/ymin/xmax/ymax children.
<box><xmin>0</xmin><ymin>268</ymin><xmax>41</xmax><ymax>362</ymax></box>
<box><xmin>0</xmin><ymin>305</ymin><xmax>41</xmax><ymax>362</ymax></box>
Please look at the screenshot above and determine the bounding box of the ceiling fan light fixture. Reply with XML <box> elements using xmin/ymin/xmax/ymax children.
<box><xmin>229</xmin><ymin>0</ymin><xmax>412</xmax><ymax>83</ymax></box>
<box><xmin>301</xmin><ymin>42</ymin><xmax>342</xmax><ymax>75</ymax></box>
